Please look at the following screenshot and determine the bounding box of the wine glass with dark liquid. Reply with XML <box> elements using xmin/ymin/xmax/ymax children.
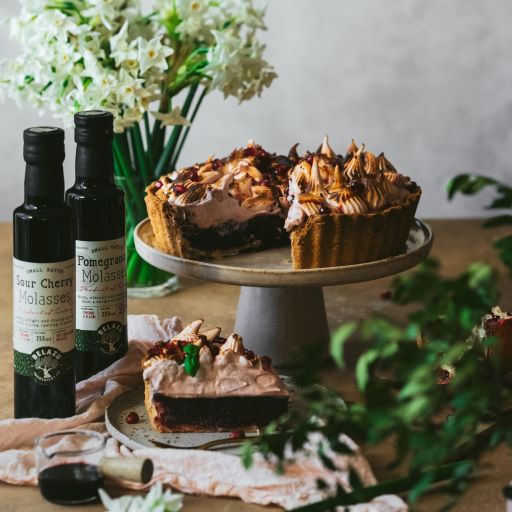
<box><xmin>35</xmin><ymin>430</ymin><xmax>105</xmax><ymax>505</ymax></box>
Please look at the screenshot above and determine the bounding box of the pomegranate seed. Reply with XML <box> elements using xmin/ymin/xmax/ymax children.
<box><xmin>261</xmin><ymin>356</ymin><xmax>272</xmax><ymax>371</ymax></box>
<box><xmin>126</xmin><ymin>412</ymin><xmax>139</xmax><ymax>424</ymax></box>
<box><xmin>173</xmin><ymin>183</ymin><xmax>187</xmax><ymax>195</ymax></box>
<box><xmin>153</xmin><ymin>180</ymin><xmax>163</xmax><ymax>191</ymax></box>
<box><xmin>380</xmin><ymin>291</ymin><xmax>392</xmax><ymax>300</ymax></box>
<box><xmin>244</xmin><ymin>350</ymin><xmax>254</xmax><ymax>360</ymax></box>
<box><xmin>436</xmin><ymin>368</ymin><xmax>452</xmax><ymax>385</ymax></box>
<box><xmin>319</xmin><ymin>206</ymin><xmax>329</xmax><ymax>215</ymax></box>
<box><xmin>214</xmin><ymin>336</ymin><xmax>227</xmax><ymax>344</ymax></box>
<box><xmin>349</xmin><ymin>179</ymin><xmax>365</xmax><ymax>196</ymax></box>
<box><xmin>189</xmin><ymin>171</ymin><xmax>199</xmax><ymax>182</ymax></box>
<box><xmin>230</xmin><ymin>431</ymin><xmax>246</xmax><ymax>440</ymax></box>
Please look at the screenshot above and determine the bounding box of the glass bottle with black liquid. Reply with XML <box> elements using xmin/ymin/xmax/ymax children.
<box><xmin>66</xmin><ymin>111</ymin><xmax>127</xmax><ymax>381</ymax></box>
<box><xmin>13</xmin><ymin>127</ymin><xmax>76</xmax><ymax>419</ymax></box>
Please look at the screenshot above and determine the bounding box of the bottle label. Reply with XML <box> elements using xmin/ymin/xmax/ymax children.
<box><xmin>13</xmin><ymin>258</ymin><xmax>75</xmax><ymax>384</ymax></box>
<box><xmin>75</xmin><ymin>237</ymin><xmax>127</xmax><ymax>357</ymax></box>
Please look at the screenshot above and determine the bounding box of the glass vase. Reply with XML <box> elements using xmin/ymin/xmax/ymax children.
<box><xmin>115</xmin><ymin>175</ymin><xmax>178</xmax><ymax>298</ymax></box>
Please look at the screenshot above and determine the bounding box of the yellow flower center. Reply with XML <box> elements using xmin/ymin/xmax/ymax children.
<box><xmin>148</xmin><ymin>50</ymin><xmax>156</xmax><ymax>59</ymax></box>
<box><xmin>191</xmin><ymin>2</ymin><xmax>200</xmax><ymax>11</ymax></box>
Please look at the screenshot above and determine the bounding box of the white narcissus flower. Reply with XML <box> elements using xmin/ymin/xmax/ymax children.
<box><xmin>110</xmin><ymin>21</ymin><xmax>138</xmax><ymax>67</ymax></box>
<box><xmin>151</xmin><ymin>107</ymin><xmax>191</xmax><ymax>126</ymax></box>
<box><xmin>174</xmin><ymin>0</ymin><xmax>217</xmax><ymax>42</ymax></box>
<box><xmin>99</xmin><ymin>482</ymin><xmax>183</xmax><ymax>512</ymax></box>
<box><xmin>0</xmin><ymin>0</ymin><xmax>275</xmax><ymax>132</ymax></box>
<box><xmin>116</xmin><ymin>69</ymin><xmax>145</xmax><ymax>109</ymax></box>
<box><xmin>137</xmin><ymin>36</ymin><xmax>173</xmax><ymax>74</ymax></box>
<box><xmin>205</xmin><ymin>28</ymin><xmax>277</xmax><ymax>102</ymax></box>
<box><xmin>221</xmin><ymin>0</ymin><xmax>267</xmax><ymax>29</ymax></box>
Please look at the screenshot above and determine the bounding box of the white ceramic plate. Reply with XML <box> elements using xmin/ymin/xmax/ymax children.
<box><xmin>105</xmin><ymin>377</ymin><xmax>301</xmax><ymax>454</ymax></box>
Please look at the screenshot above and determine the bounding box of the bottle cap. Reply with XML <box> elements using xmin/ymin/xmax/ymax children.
<box><xmin>23</xmin><ymin>127</ymin><xmax>65</xmax><ymax>164</ymax></box>
<box><xmin>74</xmin><ymin>110</ymin><xmax>114</xmax><ymax>144</ymax></box>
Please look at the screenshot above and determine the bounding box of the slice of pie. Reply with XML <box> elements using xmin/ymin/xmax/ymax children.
<box><xmin>145</xmin><ymin>142</ymin><xmax>294</xmax><ymax>259</ymax></box>
<box><xmin>142</xmin><ymin>320</ymin><xmax>290</xmax><ymax>433</ymax></box>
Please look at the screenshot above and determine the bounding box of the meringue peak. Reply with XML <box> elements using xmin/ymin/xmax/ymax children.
<box><xmin>173</xmin><ymin>319</ymin><xmax>204</xmax><ymax>341</ymax></box>
<box><xmin>320</xmin><ymin>135</ymin><xmax>335</xmax><ymax>158</ymax></box>
<box><xmin>220</xmin><ymin>333</ymin><xmax>245</xmax><ymax>355</ymax></box>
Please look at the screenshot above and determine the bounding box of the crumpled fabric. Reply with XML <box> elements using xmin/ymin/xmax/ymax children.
<box><xmin>0</xmin><ymin>314</ymin><xmax>407</xmax><ymax>511</ymax></box>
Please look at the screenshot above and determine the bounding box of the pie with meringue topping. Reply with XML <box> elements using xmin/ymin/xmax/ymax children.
<box><xmin>142</xmin><ymin>319</ymin><xmax>290</xmax><ymax>433</ymax></box>
<box><xmin>285</xmin><ymin>138</ymin><xmax>421</xmax><ymax>268</ymax></box>
<box><xmin>145</xmin><ymin>137</ymin><xmax>421</xmax><ymax>268</ymax></box>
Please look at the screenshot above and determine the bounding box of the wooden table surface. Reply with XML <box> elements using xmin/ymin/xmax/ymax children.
<box><xmin>0</xmin><ymin>219</ymin><xmax>510</xmax><ymax>511</ymax></box>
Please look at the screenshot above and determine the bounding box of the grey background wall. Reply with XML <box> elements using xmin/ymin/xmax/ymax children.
<box><xmin>1</xmin><ymin>0</ymin><xmax>511</xmax><ymax>220</ymax></box>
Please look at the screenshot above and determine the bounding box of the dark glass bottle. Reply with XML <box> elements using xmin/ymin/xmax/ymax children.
<box><xmin>66</xmin><ymin>111</ymin><xmax>127</xmax><ymax>381</ymax></box>
<box><xmin>13</xmin><ymin>127</ymin><xmax>76</xmax><ymax>419</ymax></box>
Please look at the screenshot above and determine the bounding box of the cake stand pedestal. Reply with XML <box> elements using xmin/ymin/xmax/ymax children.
<box><xmin>135</xmin><ymin>219</ymin><xmax>433</xmax><ymax>367</ymax></box>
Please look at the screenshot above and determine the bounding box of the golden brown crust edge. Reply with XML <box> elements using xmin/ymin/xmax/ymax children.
<box><xmin>145</xmin><ymin>193</ymin><xmax>195</xmax><ymax>258</ymax></box>
<box><xmin>144</xmin><ymin>379</ymin><xmax>167</xmax><ymax>433</ymax></box>
<box><xmin>290</xmin><ymin>188</ymin><xmax>422</xmax><ymax>269</ymax></box>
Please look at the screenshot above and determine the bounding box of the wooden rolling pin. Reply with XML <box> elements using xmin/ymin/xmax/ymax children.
<box><xmin>98</xmin><ymin>456</ymin><xmax>154</xmax><ymax>484</ymax></box>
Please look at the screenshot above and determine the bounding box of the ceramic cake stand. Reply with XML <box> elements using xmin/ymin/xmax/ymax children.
<box><xmin>134</xmin><ymin>219</ymin><xmax>433</xmax><ymax>367</ymax></box>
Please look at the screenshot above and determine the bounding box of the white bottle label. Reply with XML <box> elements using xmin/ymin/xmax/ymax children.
<box><xmin>75</xmin><ymin>237</ymin><xmax>127</xmax><ymax>357</ymax></box>
<box><xmin>13</xmin><ymin>258</ymin><xmax>75</xmax><ymax>383</ymax></box>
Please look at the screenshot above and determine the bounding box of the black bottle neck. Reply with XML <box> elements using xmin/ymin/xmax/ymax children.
<box><xmin>24</xmin><ymin>163</ymin><xmax>65</xmax><ymax>207</ymax></box>
<box><xmin>75</xmin><ymin>142</ymin><xmax>115</xmax><ymax>184</ymax></box>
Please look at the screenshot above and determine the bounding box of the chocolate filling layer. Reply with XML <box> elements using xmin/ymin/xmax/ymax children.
<box><xmin>178</xmin><ymin>214</ymin><xmax>289</xmax><ymax>252</ymax></box>
<box><xmin>154</xmin><ymin>394</ymin><xmax>289</xmax><ymax>429</ymax></box>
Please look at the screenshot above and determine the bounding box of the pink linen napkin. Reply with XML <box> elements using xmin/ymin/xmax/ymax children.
<box><xmin>0</xmin><ymin>314</ymin><xmax>407</xmax><ymax>512</ymax></box>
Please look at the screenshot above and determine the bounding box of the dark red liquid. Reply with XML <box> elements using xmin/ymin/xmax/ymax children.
<box><xmin>38</xmin><ymin>463</ymin><xmax>103</xmax><ymax>504</ymax></box>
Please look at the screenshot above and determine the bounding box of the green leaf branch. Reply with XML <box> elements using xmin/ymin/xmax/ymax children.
<box><xmin>242</xmin><ymin>258</ymin><xmax>509</xmax><ymax>510</ymax></box>
<box><xmin>448</xmin><ymin>173</ymin><xmax>512</xmax><ymax>275</ymax></box>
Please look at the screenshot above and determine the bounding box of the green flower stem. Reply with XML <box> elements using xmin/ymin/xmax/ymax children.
<box><xmin>152</xmin><ymin>120</ymin><xmax>166</xmax><ymax>172</ymax></box>
<box><xmin>290</xmin><ymin>460</ymin><xmax>471</xmax><ymax>512</ymax></box>
<box><xmin>137</xmin><ymin>260</ymin><xmax>154</xmax><ymax>286</ymax></box>
<box><xmin>126</xmin><ymin>248</ymin><xmax>141</xmax><ymax>287</ymax></box>
<box><xmin>143</xmin><ymin>112</ymin><xmax>155</xmax><ymax>170</ymax></box>
<box><xmin>113</xmin><ymin>135</ymin><xmax>145</xmax><ymax>220</ymax></box>
<box><xmin>120</xmin><ymin>131</ymin><xmax>134</xmax><ymax>170</ymax></box>
<box><xmin>154</xmin><ymin>83</ymin><xmax>198</xmax><ymax>177</ymax></box>
<box><xmin>113</xmin><ymin>142</ymin><xmax>141</xmax><ymax>223</ymax></box>
<box><xmin>170</xmin><ymin>86</ymin><xmax>207</xmax><ymax>170</ymax></box>
<box><xmin>129</xmin><ymin>125</ymin><xmax>150</xmax><ymax>180</ymax></box>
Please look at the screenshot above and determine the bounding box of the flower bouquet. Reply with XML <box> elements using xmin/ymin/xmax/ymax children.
<box><xmin>1</xmin><ymin>0</ymin><xmax>276</xmax><ymax>296</ymax></box>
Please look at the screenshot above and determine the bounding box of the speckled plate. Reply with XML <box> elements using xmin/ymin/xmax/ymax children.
<box><xmin>105</xmin><ymin>377</ymin><xmax>308</xmax><ymax>454</ymax></box>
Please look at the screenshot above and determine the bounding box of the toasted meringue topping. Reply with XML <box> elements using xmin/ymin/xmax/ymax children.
<box><xmin>309</xmin><ymin>157</ymin><xmax>325</xmax><ymax>194</ymax></box>
<box><xmin>344</xmin><ymin>146</ymin><xmax>365</xmax><ymax>180</ymax></box>
<box><xmin>363</xmin><ymin>151</ymin><xmax>378</xmax><ymax>174</ymax></box>
<box><xmin>320</xmin><ymin>135</ymin><xmax>335</xmax><ymax>159</ymax></box>
<box><xmin>346</xmin><ymin>139</ymin><xmax>359</xmax><ymax>156</ymax></box>
<box><xmin>143</xmin><ymin>320</ymin><xmax>290</xmax><ymax>398</ymax></box>
<box><xmin>377</xmin><ymin>152</ymin><xmax>397</xmax><ymax>173</ymax></box>
<box><xmin>220</xmin><ymin>333</ymin><xmax>245</xmax><ymax>355</ymax></box>
<box><xmin>147</xmin><ymin>141</ymin><xmax>291</xmax><ymax>229</ymax></box>
<box><xmin>283</xmin><ymin>139</ymin><xmax>416</xmax><ymax>231</ymax></box>
<box><xmin>146</xmin><ymin>138</ymin><xmax>417</xmax><ymax>234</ymax></box>
<box><xmin>364</xmin><ymin>179</ymin><xmax>388</xmax><ymax>210</ymax></box>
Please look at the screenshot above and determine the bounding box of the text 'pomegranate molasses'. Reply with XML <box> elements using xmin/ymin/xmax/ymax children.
<box><xmin>66</xmin><ymin>111</ymin><xmax>127</xmax><ymax>381</ymax></box>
